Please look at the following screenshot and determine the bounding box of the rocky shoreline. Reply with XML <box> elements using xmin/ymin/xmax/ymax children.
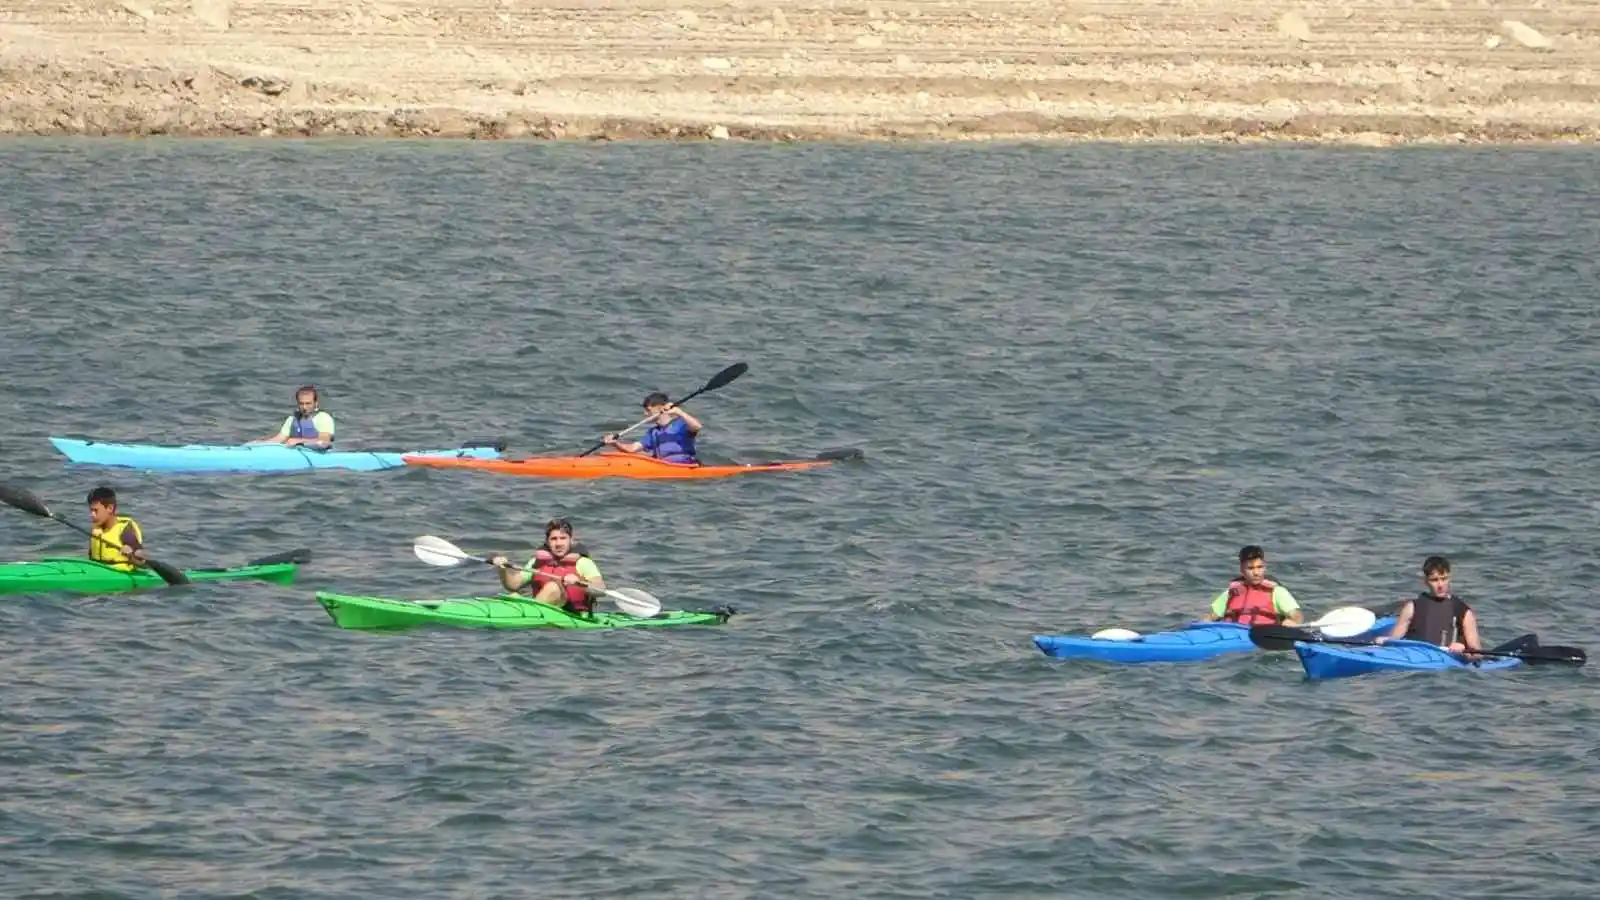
<box><xmin>3</xmin><ymin>0</ymin><xmax>1598</xmax><ymax>144</ymax></box>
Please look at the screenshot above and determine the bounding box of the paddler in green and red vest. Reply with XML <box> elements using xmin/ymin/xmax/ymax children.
<box><xmin>489</xmin><ymin>518</ymin><xmax>606</xmax><ymax>614</ymax></box>
<box><xmin>1376</xmin><ymin>555</ymin><xmax>1483</xmax><ymax>655</ymax></box>
<box><xmin>254</xmin><ymin>385</ymin><xmax>335</xmax><ymax>448</ymax></box>
<box><xmin>1205</xmin><ymin>544</ymin><xmax>1303</xmax><ymax>625</ymax></box>
<box><xmin>87</xmin><ymin>485</ymin><xmax>148</xmax><ymax>572</ymax></box>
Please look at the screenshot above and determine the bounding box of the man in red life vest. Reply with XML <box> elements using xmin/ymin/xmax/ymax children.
<box><xmin>488</xmin><ymin>518</ymin><xmax>606</xmax><ymax>614</ymax></box>
<box><xmin>1205</xmin><ymin>545</ymin><xmax>1303</xmax><ymax>626</ymax></box>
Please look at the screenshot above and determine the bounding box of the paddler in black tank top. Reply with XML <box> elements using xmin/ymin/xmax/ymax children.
<box><xmin>1377</xmin><ymin>555</ymin><xmax>1483</xmax><ymax>655</ymax></box>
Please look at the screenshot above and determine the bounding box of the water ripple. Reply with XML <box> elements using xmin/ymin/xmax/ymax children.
<box><xmin>2</xmin><ymin>140</ymin><xmax>1598</xmax><ymax>898</ymax></box>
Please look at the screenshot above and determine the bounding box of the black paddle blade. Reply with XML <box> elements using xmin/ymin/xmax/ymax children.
<box><xmin>1489</xmin><ymin>634</ymin><xmax>1540</xmax><ymax>656</ymax></box>
<box><xmin>461</xmin><ymin>439</ymin><xmax>508</xmax><ymax>452</ymax></box>
<box><xmin>246</xmin><ymin>548</ymin><xmax>313</xmax><ymax>567</ymax></box>
<box><xmin>699</xmin><ymin>362</ymin><xmax>749</xmax><ymax>394</ymax></box>
<box><xmin>814</xmin><ymin>447</ymin><xmax>865</xmax><ymax>462</ymax></box>
<box><xmin>1248</xmin><ymin>624</ymin><xmax>1318</xmax><ymax>652</ymax></box>
<box><xmin>143</xmin><ymin>557</ymin><xmax>191</xmax><ymax>587</ymax></box>
<box><xmin>0</xmin><ymin>483</ymin><xmax>53</xmax><ymax>518</ymax></box>
<box><xmin>1518</xmin><ymin>645</ymin><xmax>1586</xmax><ymax>667</ymax></box>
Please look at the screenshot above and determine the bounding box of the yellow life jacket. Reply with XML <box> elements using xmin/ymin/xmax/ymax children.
<box><xmin>90</xmin><ymin>516</ymin><xmax>143</xmax><ymax>571</ymax></box>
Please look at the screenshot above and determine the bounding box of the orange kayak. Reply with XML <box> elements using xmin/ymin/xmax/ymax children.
<box><xmin>401</xmin><ymin>448</ymin><xmax>862</xmax><ymax>480</ymax></box>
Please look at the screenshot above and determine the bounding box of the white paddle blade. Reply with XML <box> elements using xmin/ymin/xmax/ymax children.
<box><xmin>1091</xmin><ymin>628</ymin><xmax>1142</xmax><ymax>641</ymax></box>
<box><xmin>606</xmin><ymin>587</ymin><xmax>662</xmax><ymax>618</ymax></box>
<box><xmin>413</xmin><ymin>534</ymin><xmax>473</xmax><ymax>567</ymax></box>
<box><xmin>1307</xmin><ymin>606</ymin><xmax>1378</xmax><ymax>639</ymax></box>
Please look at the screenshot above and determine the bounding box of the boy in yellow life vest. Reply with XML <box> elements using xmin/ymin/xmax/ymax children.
<box><xmin>87</xmin><ymin>486</ymin><xmax>148</xmax><ymax>572</ymax></box>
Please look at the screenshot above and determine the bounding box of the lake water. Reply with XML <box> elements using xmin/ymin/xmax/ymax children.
<box><xmin>2</xmin><ymin>139</ymin><xmax>1598</xmax><ymax>898</ymax></box>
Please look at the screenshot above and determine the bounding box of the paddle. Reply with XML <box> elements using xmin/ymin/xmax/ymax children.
<box><xmin>813</xmin><ymin>447</ymin><xmax>866</xmax><ymax>462</ymax></box>
<box><xmin>245</xmin><ymin>548</ymin><xmax>313</xmax><ymax>567</ymax></box>
<box><xmin>1247</xmin><ymin>624</ymin><xmax>1587</xmax><ymax>666</ymax></box>
<box><xmin>0</xmin><ymin>484</ymin><xmax>190</xmax><ymax>586</ymax></box>
<box><xmin>576</xmin><ymin>362</ymin><xmax>750</xmax><ymax>457</ymax></box>
<box><xmin>410</xmin><ymin>534</ymin><xmax>663</xmax><ymax>617</ymax></box>
<box><xmin>1090</xmin><ymin>605</ymin><xmax>1377</xmax><ymax>642</ymax></box>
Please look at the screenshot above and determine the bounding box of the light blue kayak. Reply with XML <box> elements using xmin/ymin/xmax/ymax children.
<box><xmin>1034</xmin><ymin>616</ymin><xmax>1397</xmax><ymax>665</ymax></box>
<box><xmin>50</xmin><ymin>437</ymin><xmax>504</xmax><ymax>474</ymax></box>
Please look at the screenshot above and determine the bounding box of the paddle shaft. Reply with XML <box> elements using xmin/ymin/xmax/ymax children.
<box><xmin>1256</xmin><ymin>626</ymin><xmax>1583</xmax><ymax>665</ymax></box>
<box><xmin>577</xmin><ymin>362</ymin><xmax>748</xmax><ymax>457</ymax></box>
<box><xmin>461</xmin><ymin>549</ymin><xmax>612</xmax><ymax>597</ymax></box>
<box><xmin>25</xmin><ymin>501</ymin><xmax>184</xmax><ymax>585</ymax></box>
<box><xmin>1385</xmin><ymin>639</ymin><xmax>1580</xmax><ymax>664</ymax></box>
<box><xmin>1102</xmin><ymin>609</ymin><xmax>1358</xmax><ymax>640</ymax></box>
<box><xmin>414</xmin><ymin>536</ymin><xmax>662</xmax><ymax>618</ymax></box>
<box><xmin>0</xmin><ymin>485</ymin><xmax>189</xmax><ymax>586</ymax></box>
<box><xmin>61</xmin><ymin>517</ymin><xmax>190</xmax><ymax>585</ymax></box>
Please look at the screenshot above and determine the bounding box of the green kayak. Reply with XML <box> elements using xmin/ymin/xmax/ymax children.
<box><xmin>0</xmin><ymin>553</ymin><xmax>305</xmax><ymax>596</ymax></box>
<box><xmin>315</xmin><ymin>591</ymin><xmax>737</xmax><ymax>631</ymax></box>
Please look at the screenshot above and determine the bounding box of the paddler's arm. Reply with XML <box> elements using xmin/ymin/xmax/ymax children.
<box><xmin>489</xmin><ymin>555</ymin><xmax>531</xmax><ymax>592</ymax></box>
<box><xmin>575</xmin><ymin>558</ymin><xmax>605</xmax><ymax>595</ymax></box>
<box><xmin>252</xmin><ymin>417</ymin><xmax>294</xmax><ymax>444</ymax></box>
<box><xmin>309</xmin><ymin>412</ymin><xmax>335</xmax><ymax>447</ymax></box>
<box><xmin>1203</xmin><ymin>590</ymin><xmax>1229</xmax><ymax>621</ymax></box>
<box><xmin>666</xmin><ymin>405</ymin><xmax>701</xmax><ymax>434</ymax></box>
<box><xmin>1451</xmin><ymin>609</ymin><xmax>1483</xmax><ymax>657</ymax></box>
<box><xmin>603</xmin><ymin>432</ymin><xmax>649</xmax><ymax>455</ymax></box>
<box><xmin>1274</xmin><ymin>586</ymin><xmax>1303</xmax><ymax>625</ymax></box>
<box><xmin>122</xmin><ymin>527</ymin><xmax>147</xmax><ymax>564</ymax></box>
<box><xmin>1376</xmin><ymin>600</ymin><xmax>1414</xmax><ymax>644</ymax></box>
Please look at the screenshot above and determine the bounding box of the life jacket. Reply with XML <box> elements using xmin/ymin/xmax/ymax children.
<box><xmin>643</xmin><ymin>421</ymin><xmax>697</xmax><ymax>464</ymax></box>
<box><xmin>1405</xmin><ymin>593</ymin><xmax>1470</xmax><ymax>646</ymax></box>
<box><xmin>90</xmin><ymin>516</ymin><xmax>143</xmax><ymax>572</ymax></box>
<box><xmin>530</xmin><ymin>544</ymin><xmax>594</xmax><ymax>613</ymax></box>
<box><xmin>288</xmin><ymin>411</ymin><xmax>331</xmax><ymax>442</ymax></box>
<box><xmin>1221</xmin><ymin>578</ymin><xmax>1282</xmax><ymax>626</ymax></box>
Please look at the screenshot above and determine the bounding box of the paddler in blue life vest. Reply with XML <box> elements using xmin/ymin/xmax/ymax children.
<box><xmin>254</xmin><ymin>385</ymin><xmax>335</xmax><ymax>448</ymax></box>
<box><xmin>601</xmin><ymin>391</ymin><xmax>702</xmax><ymax>464</ymax></box>
<box><xmin>1376</xmin><ymin>555</ymin><xmax>1483</xmax><ymax>654</ymax></box>
<box><xmin>1205</xmin><ymin>545</ymin><xmax>1303</xmax><ymax>625</ymax></box>
<box><xmin>489</xmin><ymin>518</ymin><xmax>606</xmax><ymax>614</ymax></box>
<box><xmin>87</xmin><ymin>486</ymin><xmax>148</xmax><ymax>572</ymax></box>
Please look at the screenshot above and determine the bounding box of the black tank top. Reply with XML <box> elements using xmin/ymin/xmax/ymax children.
<box><xmin>1405</xmin><ymin>593</ymin><xmax>1470</xmax><ymax>646</ymax></box>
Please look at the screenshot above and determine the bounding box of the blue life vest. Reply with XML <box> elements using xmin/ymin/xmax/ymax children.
<box><xmin>643</xmin><ymin>420</ymin><xmax>696</xmax><ymax>464</ymax></box>
<box><xmin>289</xmin><ymin>413</ymin><xmax>330</xmax><ymax>442</ymax></box>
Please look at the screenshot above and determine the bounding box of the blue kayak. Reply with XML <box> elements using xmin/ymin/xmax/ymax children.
<box><xmin>1033</xmin><ymin>617</ymin><xmax>1397</xmax><ymax>665</ymax></box>
<box><xmin>1295</xmin><ymin>639</ymin><xmax>1522</xmax><ymax>681</ymax></box>
<box><xmin>50</xmin><ymin>437</ymin><xmax>503</xmax><ymax>474</ymax></box>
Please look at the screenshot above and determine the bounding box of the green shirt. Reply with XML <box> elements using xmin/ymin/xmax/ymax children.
<box><xmin>278</xmin><ymin>411</ymin><xmax>336</xmax><ymax>439</ymax></box>
<box><xmin>1210</xmin><ymin>584</ymin><xmax>1299</xmax><ymax>617</ymax></box>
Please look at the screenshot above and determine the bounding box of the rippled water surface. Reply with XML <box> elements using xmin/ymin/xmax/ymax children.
<box><xmin>2</xmin><ymin>140</ymin><xmax>1598</xmax><ymax>898</ymax></box>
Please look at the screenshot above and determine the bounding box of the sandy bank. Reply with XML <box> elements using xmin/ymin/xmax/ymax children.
<box><xmin>2</xmin><ymin>0</ymin><xmax>1598</xmax><ymax>143</ymax></box>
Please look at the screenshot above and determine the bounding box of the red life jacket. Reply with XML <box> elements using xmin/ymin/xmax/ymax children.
<box><xmin>1221</xmin><ymin>578</ymin><xmax>1281</xmax><ymax>625</ymax></box>
<box><xmin>532</xmin><ymin>546</ymin><xmax>592</xmax><ymax>613</ymax></box>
